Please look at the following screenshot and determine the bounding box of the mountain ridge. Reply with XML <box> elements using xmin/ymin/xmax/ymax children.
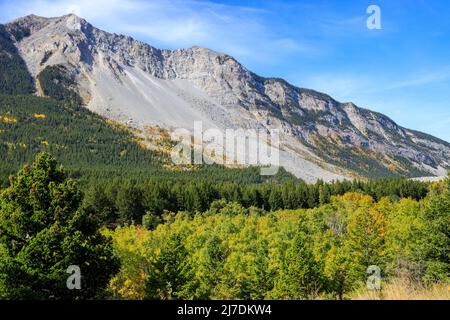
<box><xmin>2</xmin><ymin>14</ymin><xmax>449</xmax><ymax>182</ymax></box>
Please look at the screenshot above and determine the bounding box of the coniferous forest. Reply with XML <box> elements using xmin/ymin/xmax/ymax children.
<box><xmin>0</xmin><ymin>152</ymin><xmax>448</xmax><ymax>300</ymax></box>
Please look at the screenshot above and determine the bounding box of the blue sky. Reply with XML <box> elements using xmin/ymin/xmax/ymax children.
<box><xmin>1</xmin><ymin>0</ymin><xmax>449</xmax><ymax>142</ymax></box>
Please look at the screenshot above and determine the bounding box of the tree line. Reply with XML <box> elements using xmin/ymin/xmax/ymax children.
<box><xmin>83</xmin><ymin>176</ymin><xmax>429</xmax><ymax>227</ymax></box>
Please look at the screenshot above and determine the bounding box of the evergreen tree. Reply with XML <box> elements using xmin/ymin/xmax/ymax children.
<box><xmin>144</xmin><ymin>233</ymin><xmax>198</xmax><ymax>299</ymax></box>
<box><xmin>269</xmin><ymin>189</ymin><xmax>283</xmax><ymax>211</ymax></box>
<box><xmin>271</xmin><ymin>223</ymin><xmax>323</xmax><ymax>299</ymax></box>
<box><xmin>0</xmin><ymin>153</ymin><xmax>119</xmax><ymax>299</ymax></box>
<box><xmin>83</xmin><ymin>183</ymin><xmax>117</xmax><ymax>226</ymax></box>
<box><xmin>319</xmin><ymin>185</ymin><xmax>331</xmax><ymax>205</ymax></box>
<box><xmin>116</xmin><ymin>185</ymin><xmax>145</xmax><ymax>224</ymax></box>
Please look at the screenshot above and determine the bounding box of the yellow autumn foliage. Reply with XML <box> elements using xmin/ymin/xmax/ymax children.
<box><xmin>1</xmin><ymin>116</ymin><xmax>17</xmax><ymax>123</ymax></box>
<box><xmin>106</xmin><ymin>187</ymin><xmax>448</xmax><ymax>300</ymax></box>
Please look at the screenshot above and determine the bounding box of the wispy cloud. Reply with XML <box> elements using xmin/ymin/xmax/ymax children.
<box><xmin>0</xmin><ymin>0</ymin><xmax>316</xmax><ymax>64</ymax></box>
<box><xmin>0</xmin><ymin>0</ymin><xmax>141</xmax><ymax>21</ymax></box>
<box><xmin>372</xmin><ymin>67</ymin><xmax>450</xmax><ymax>92</ymax></box>
<box><xmin>300</xmin><ymin>66</ymin><xmax>450</xmax><ymax>103</ymax></box>
<box><xmin>314</xmin><ymin>15</ymin><xmax>368</xmax><ymax>37</ymax></box>
<box><xmin>298</xmin><ymin>73</ymin><xmax>371</xmax><ymax>102</ymax></box>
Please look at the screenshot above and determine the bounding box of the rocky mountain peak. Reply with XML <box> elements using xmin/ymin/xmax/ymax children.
<box><xmin>10</xmin><ymin>13</ymin><xmax>87</xmax><ymax>27</ymax></box>
<box><xmin>1</xmin><ymin>14</ymin><xmax>449</xmax><ymax>181</ymax></box>
<box><xmin>6</xmin><ymin>14</ymin><xmax>50</xmax><ymax>39</ymax></box>
<box><xmin>6</xmin><ymin>14</ymin><xmax>88</xmax><ymax>40</ymax></box>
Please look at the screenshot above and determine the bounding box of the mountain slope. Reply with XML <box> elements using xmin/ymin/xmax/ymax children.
<box><xmin>0</xmin><ymin>93</ymin><xmax>297</xmax><ymax>187</ymax></box>
<box><xmin>0</xmin><ymin>24</ymin><xmax>34</xmax><ymax>95</ymax></box>
<box><xmin>0</xmin><ymin>94</ymin><xmax>162</xmax><ymax>183</ymax></box>
<box><xmin>3</xmin><ymin>14</ymin><xmax>449</xmax><ymax>182</ymax></box>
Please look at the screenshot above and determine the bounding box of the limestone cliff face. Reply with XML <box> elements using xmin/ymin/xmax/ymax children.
<box><xmin>4</xmin><ymin>14</ymin><xmax>450</xmax><ymax>181</ymax></box>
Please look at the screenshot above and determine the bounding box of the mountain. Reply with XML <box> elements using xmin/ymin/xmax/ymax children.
<box><xmin>2</xmin><ymin>14</ymin><xmax>449</xmax><ymax>182</ymax></box>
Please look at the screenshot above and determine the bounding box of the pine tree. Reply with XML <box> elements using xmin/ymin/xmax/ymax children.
<box><xmin>116</xmin><ymin>185</ymin><xmax>145</xmax><ymax>223</ymax></box>
<box><xmin>0</xmin><ymin>153</ymin><xmax>119</xmax><ymax>299</ymax></box>
<box><xmin>319</xmin><ymin>185</ymin><xmax>331</xmax><ymax>205</ymax></box>
<box><xmin>271</xmin><ymin>223</ymin><xmax>323</xmax><ymax>299</ymax></box>
<box><xmin>83</xmin><ymin>183</ymin><xmax>117</xmax><ymax>226</ymax></box>
<box><xmin>269</xmin><ymin>189</ymin><xmax>283</xmax><ymax>211</ymax></box>
<box><xmin>144</xmin><ymin>233</ymin><xmax>198</xmax><ymax>299</ymax></box>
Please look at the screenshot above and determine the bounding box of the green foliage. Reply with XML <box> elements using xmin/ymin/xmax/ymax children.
<box><xmin>0</xmin><ymin>25</ymin><xmax>34</xmax><ymax>95</ymax></box>
<box><xmin>0</xmin><ymin>94</ymin><xmax>163</xmax><ymax>184</ymax></box>
<box><xmin>271</xmin><ymin>222</ymin><xmax>324</xmax><ymax>299</ymax></box>
<box><xmin>0</xmin><ymin>94</ymin><xmax>297</xmax><ymax>187</ymax></box>
<box><xmin>82</xmin><ymin>184</ymin><xmax>116</xmax><ymax>226</ymax></box>
<box><xmin>385</xmin><ymin>198</ymin><xmax>424</xmax><ymax>280</ymax></box>
<box><xmin>0</xmin><ymin>153</ymin><xmax>119</xmax><ymax>299</ymax></box>
<box><xmin>142</xmin><ymin>212</ymin><xmax>162</xmax><ymax>231</ymax></box>
<box><xmin>37</xmin><ymin>65</ymin><xmax>81</xmax><ymax>105</ymax></box>
<box><xmin>108</xmin><ymin>181</ymin><xmax>449</xmax><ymax>300</ymax></box>
<box><xmin>304</xmin><ymin>193</ymin><xmax>385</xmax><ymax>299</ymax></box>
<box><xmin>145</xmin><ymin>233</ymin><xmax>198</xmax><ymax>300</ymax></box>
<box><xmin>0</xmin><ymin>155</ymin><xmax>446</xmax><ymax>301</ymax></box>
<box><xmin>116</xmin><ymin>185</ymin><xmax>145</xmax><ymax>224</ymax></box>
<box><xmin>0</xmin><ymin>18</ymin><xmax>445</xmax><ymax>300</ymax></box>
<box><xmin>82</xmin><ymin>177</ymin><xmax>430</xmax><ymax>228</ymax></box>
<box><xmin>420</xmin><ymin>178</ymin><xmax>450</xmax><ymax>283</ymax></box>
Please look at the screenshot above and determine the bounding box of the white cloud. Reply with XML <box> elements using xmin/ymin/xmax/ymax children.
<box><xmin>372</xmin><ymin>67</ymin><xmax>450</xmax><ymax>92</ymax></box>
<box><xmin>300</xmin><ymin>65</ymin><xmax>450</xmax><ymax>103</ymax></box>
<box><xmin>0</xmin><ymin>0</ymin><xmax>316</xmax><ymax>64</ymax></box>
<box><xmin>298</xmin><ymin>73</ymin><xmax>371</xmax><ymax>102</ymax></box>
<box><xmin>1</xmin><ymin>0</ymin><xmax>140</xmax><ymax>21</ymax></box>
